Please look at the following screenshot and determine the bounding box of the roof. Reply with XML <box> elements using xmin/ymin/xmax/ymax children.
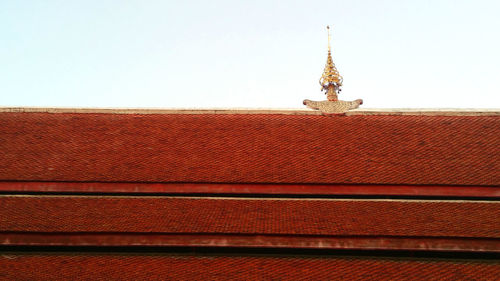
<box><xmin>1</xmin><ymin>196</ymin><xmax>499</xmax><ymax>252</ymax></box>
<box><xmin>2</xmin><ymin>254</ymin><xmax>499</xmax><ymax>280</ymax></box>
<box><xmin>0</xmin><ymin>108</ymin><xmax>498</xmax><ymax>186</ymax></box>
<box><xmin>1</xmin><ymin>108</ymin><xmax>499</xmax><ymax>279</ymax></box>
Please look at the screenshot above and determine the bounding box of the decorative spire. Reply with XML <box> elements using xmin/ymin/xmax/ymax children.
<box><xmin>319</xmin><ymin>25</ymin><xmax>343</xmax><ymax>101</ymax></box>
<box><xmin>304</xmin><ymin>26</ymin><xmax>362</xmax><ymax>114</ymax></box>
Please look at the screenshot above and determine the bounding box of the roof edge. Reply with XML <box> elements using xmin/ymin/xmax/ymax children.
<box><xmin>0</xmin><ymin>107</ymin><xmax>499</xmax><ymax>116</ymax></box>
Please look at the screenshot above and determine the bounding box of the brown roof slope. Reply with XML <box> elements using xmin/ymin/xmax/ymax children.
<box><xmin>2</xmin><ymin>196</ymin><xmax>499</xmax><ymax>238</ymax></box>
<box><xmin>1</xmin><ymin>112</ymin><xmax>498</xmax><ymax>185</ymax></box>
<box><xmin>2</xmin><ymin>254</ymin><xmax>499</xmax><ymax>281</ymax></box>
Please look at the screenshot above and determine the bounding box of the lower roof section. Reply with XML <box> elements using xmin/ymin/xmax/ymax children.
<box><xmin>2</xmin><ymin>196</ymin><xmax>499</xmax><ymax>252</ymax></box>
<box><xmin>3</xmin><ymin>196</ymin><xmax>498</xmax><ymax>237</ymax></box>
<box><xmin>1</xmin><ymin>254</ymin><xmax>499</xmax><ymax>280</ymax></box>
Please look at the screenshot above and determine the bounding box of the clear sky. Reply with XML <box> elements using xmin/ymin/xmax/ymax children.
<box><xmin>1</xmin><ymin>0</ymin><xmax>499</xmax><ymax>108</ymax></box>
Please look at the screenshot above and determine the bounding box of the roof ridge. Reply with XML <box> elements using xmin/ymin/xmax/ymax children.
<box><xmin>0</xmin><ymin>107</ymin><xmax>499</xmax><ymax>116</ymax></box>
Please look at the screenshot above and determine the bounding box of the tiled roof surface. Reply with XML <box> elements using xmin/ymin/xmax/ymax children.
<box><xmin>1</xmin><ymin>110</ymin><xmax>499</xmax><ymax>278</ymax></box>
<box><xmin>2</xmin><ymin>254</ymin><xmax>499</xmax><ymax>280</ymax></box>
<box><xmin>2</xmin><ymin>196</ymin><xmax>499</xmax><ymax>238</ymax></box>
<box><xmin>1</xmin><ymin>112</ymin><xmax>498</xmax><ymax>185</ymax></box>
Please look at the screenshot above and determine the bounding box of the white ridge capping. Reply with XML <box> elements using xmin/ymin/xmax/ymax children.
<box><xmin>0</xmin><ymin>107</ymin><xmax>499</xmax><ymax>116</ymax></box>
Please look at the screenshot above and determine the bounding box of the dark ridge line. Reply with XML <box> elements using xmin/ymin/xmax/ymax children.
<box><xmin>0</xmin><ymin>191</ymin><xmax>498</xmax><ymax>201</ymax></box>
<box><xmin>2</xmin><ymin>180</ymin><xmax>498</xmax><ymax>188</ymax></box>
<box><xmin>1</xmin><ymin>245</ymin><xmax>499</xmax><ymax>261</ymax></box>
<box><xmin>4</xmin><ymin>231</ymin><xmax>499</xmax><ymax>240</ymax></box>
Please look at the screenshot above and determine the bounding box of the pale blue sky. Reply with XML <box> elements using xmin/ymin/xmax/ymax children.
<box><xmin>1</xmin><ymin>0</ymin><xmax>499</xmax><ymax>108</ymax></box>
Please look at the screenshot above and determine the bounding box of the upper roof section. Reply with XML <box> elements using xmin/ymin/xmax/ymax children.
<box><xmin>0</xmin><ymin>108</ymin><xmax>498</xmax><ymax>186</ymax></box>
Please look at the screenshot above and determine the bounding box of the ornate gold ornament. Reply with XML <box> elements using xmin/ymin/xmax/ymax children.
<box><xmin>319</xmin><ymin>25</ymin><xmax>343</xmax><ymax>101</ymax></box>
<box><xmin>304</xmin><ymin>26</ymin><xmax>363</xmax><ymax>114</ymax></box>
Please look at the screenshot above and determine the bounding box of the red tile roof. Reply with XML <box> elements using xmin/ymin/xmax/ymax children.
<box><xmin>1</xmin><ymin>110</ymin><xmax>499</xmax><ymax>277</ymax></box>
<box><xmin>1</xmin><ymin>112</ymin><xmax>498</xmax><ymax>186</ymax></box>
<box><xmin>2</xmin><ymin>197</ymin><xmax>498</xmax><ymax>238</ymax></box>
<box><xmin>2</xmin><ymin>254</ymin><xmax>499</xmax><ymax>280</ymax></box>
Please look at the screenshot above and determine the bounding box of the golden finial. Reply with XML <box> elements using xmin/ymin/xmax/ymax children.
<box><xmin>319</xmin><ymin>25</ymin><xmax>343</xmax><ymax>101</ymax></box>
<box><xmin>304</xmin><ymin>26</ymin><xmax>363</xmax><ymax>114</ymax></box>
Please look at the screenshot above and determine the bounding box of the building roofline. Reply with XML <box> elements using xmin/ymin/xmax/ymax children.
<box><xmin>0</xmin><ymin>107</ymin><xmax>499</xmax><ymax>116</ymax></box>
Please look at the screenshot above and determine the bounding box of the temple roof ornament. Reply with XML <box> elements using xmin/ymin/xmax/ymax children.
<box><xmin>319</xmin><ymin>25</ymin><xmax>343</xmax><ymax>102</ymax></box>
<box><xmin>304</xmin><ymin>26</ymin><xmax>363</xmax><ymax>114</ymax></box>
